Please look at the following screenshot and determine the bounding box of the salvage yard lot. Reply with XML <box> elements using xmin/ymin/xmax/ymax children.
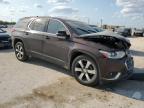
<box><xmin>0</xmin><ymin>37</ymin><xmax>144</xmax><ymax>108</ymax></box>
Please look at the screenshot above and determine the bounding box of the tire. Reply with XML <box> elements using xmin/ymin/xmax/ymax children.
<box><xmin>14</xmin><ymin>42</ymin><xmax>28</xmax><ymax>61</ymax></box>
<box><xmin>133</xmin><ymin>33</ymin><xmax>135</xmax><ymax>36</ymax></box>
<box><xmin>72</xmin><ymin>55</ymin><xmax>99</xmax><ymax>86</ymax></box>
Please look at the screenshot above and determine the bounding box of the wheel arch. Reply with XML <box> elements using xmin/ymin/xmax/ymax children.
<box><xmin>13</xmin><ymin>38</ymin><xmax>23</xmax><ymax>47</ymax></box>
<box><xmin>13</xmin><ymin>38</ymin><xmax>29</xmax><ymax>54</ymax></box>
<box><xmin>69</xmin><ymin>49</ymin><xmax>100</xmax><ymax>71</ymax></box>
<box><xmin>69</xmin><ymin>49</ymin><xmax>101</xmax><ymax>85</ymax></box>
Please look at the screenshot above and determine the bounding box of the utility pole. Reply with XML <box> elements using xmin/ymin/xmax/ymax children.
<box><xmin>100</xmin><ymin>18</ymin><xmax>103</xmax><ymax>28</ymax></box>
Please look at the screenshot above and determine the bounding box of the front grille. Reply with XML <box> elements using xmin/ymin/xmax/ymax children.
<box><xmin>0</xmin><ymin>37</ymin><xmax>9</xmax><ymax>42</ymax></box>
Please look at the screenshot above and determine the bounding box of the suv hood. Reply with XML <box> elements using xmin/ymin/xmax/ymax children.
<box><xmin>78</xmin><ymin>30</ymin><xmax>131</xmax><ymax>50</ymax></box>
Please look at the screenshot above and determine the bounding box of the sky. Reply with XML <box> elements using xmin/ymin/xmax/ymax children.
<box><xmin>0</xmin><ymin>0</ymin><xmax>144</xmax><ymax>28</ymax></box>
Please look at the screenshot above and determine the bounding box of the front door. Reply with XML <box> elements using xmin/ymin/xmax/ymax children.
<box><xmin>43</xmin><ymin>19</ymin><xmax>71</xmax><ymax>66</ymax></box>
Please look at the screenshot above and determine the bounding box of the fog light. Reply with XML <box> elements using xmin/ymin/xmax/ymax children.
<box><xmin>105</xmin><ymin>72</ymin><xmax>121</xmax><ymax>81</ymax></box>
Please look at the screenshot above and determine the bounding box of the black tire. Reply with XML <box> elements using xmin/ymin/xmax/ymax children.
<box><xmin>14</xmin><ymin>42</ymin><xmax>28</xmax><ymax>61</ymax></box>
<box><xmin>72</xmin><ymin>55</ymin><xmax>99</xmax><ymax>86</ymax></box>
<box><xmin>133</xmin><ymin>33</ymin><xmax>135</xmax><ymax>36</ymax></box>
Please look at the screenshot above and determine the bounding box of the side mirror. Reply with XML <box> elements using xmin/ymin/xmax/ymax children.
<box><xmin>56</xmin><ymin>31</ymin><xmax>69</xmax><ymax>39</ymax></box>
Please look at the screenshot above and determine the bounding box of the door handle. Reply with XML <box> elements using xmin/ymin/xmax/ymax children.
<box><xmin>45</xmin><ymin>36</ymin><xmax>50</xmax><ymax>39</ymax></box>
<box><xmin>25</xmin><ymin>32</ymin><xmax>29</xmax><ymax>35</ymax></box>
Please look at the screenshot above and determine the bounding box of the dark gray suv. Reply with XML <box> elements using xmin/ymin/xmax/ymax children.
<box><xmin>11</xmin><ymin>16</ymin><xmax>134</xmax><ymax>86</ymax></box>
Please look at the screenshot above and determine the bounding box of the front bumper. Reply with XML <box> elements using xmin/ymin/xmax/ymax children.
<box><xmin>0</xmin><ymin>40</ymin><xmax>12</xmax><ymax>48</ymax></box>
<box><xmin>99</xmin><ymin>56</ymin><xmax>134</xmax><ymax>83</ymax></box>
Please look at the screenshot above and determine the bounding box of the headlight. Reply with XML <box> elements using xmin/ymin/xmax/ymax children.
<box><xmin>99</xmin><ymin>50</ymin><xmax>126</xmax><ymax>59</ymax></box>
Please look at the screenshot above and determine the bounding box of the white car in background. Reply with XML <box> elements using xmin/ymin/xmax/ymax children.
<box><xmin>132</xmin><ymin>29</ymin><xmax>144</xmax><ymax>37</ymax></box>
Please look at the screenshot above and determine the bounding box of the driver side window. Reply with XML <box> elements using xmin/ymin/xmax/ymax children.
<box><xmin>47</xmin><ymin>19</ymin><xmax>67</xmax><ymax>34</ymax></box>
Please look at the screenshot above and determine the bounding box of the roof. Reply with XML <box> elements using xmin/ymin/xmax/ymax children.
<box><xmin>19</xmin><ymin>16</ymin><xmax>80</xmax><ymax>22</ymax></box>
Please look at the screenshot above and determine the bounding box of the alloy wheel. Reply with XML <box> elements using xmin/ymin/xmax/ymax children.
<box><xmin>74</xmin><ymin>59</ymin><xmax>97</xmax><ymax>83</ymax></box>
<box><xmin>15</xmin><ymin>44</ymin><xmax>24</xmax><ymax>60</ymax></box>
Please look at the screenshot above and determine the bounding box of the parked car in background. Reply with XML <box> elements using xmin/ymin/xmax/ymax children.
<box><xmin>132</xmin><ymin>29</ymin><xmax>143</xmax><ymax>37</ymax></box>
<box><xmin>143</xmin><ymin>29</ymin><xmax>144</xmax><ymax>37</ymax></box>
<box><xmin>0</xmin><ymin>25</ymin><xmax>8</xmax><ymax>28</ymax></box>
<box><xmin>115</xmin><ymin>28</ymin><xmax>132</xmax><ymax>37</ymax></box>
<box><xmin>11</xmin><ymin>16</ymin><xmax>134</xmax><ymax>86</ymax></box>
<box><xmin>0</xmin><ymin>28</ymin><xmax>11</xmax><ymax>48</ymax></box>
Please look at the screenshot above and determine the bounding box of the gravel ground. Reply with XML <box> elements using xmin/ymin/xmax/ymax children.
<box><xmin>0</xmin><ymin>37</ymin><xmax>144</xmax><ymax>108</ymax></box>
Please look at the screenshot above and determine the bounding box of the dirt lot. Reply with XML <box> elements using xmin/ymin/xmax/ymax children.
<box><xmin>0</xmin><ymin>37</ymin><xmax>144</xmax><ymax>108</ymax></box>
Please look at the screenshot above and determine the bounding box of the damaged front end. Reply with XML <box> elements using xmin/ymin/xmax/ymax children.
<box><xmin>78</xmin><ymin>32</ymin><xmax>134</xmax><ymax>81</ymax></box>
<box><xmin>82</xmin><ymin>35</ymin><xmax>131</xmax><ymax>50</ymax></box>
<box><xmin>78</xmin><ymin>31</ymin><xmax>131</xmax><ymax>50</ymax></box>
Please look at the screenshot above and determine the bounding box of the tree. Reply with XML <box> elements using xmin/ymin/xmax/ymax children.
<box><xmin>0</xmin><ymin>20</ymin><xmax>16</xmax><ymax>25</ymax></box>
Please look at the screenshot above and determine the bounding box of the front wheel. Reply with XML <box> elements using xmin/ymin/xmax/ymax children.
<box><xmin>72</xmin><ymin>55</ymin><xmax>99</xmax><ymax>86</ymax></box>
<box><xmin>14</xmin><ymin>42</ymin><xmax>28</xmax><ymax>61</ymax></box>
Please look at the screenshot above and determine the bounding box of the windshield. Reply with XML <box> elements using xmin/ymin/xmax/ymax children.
<box><xmin>90</xmin><ymin>26</ymin><xmax>104</xmax><ymax>32</ymax></box>
<box><xmin>66</xmin><ymin>20</ymin><xmax>102</xmax><ymax>35</ymax></box>
<box><xmin>0</xmin><ymin>29</ymin><xmax>6</xmax><ymax>33</ymax></box>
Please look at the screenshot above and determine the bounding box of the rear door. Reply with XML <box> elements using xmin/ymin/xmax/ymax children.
<box><xmin>27</xmin><ymin>18</ymin><xmax>48</xmax><ymax>55</ymax></box>
<box><xmin>12</xmin><ymin>18</ymin><xmax>33</xmax><ymax>49</ymax></box>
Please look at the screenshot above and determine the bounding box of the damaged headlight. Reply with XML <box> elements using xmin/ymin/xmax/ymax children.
<box><xmin>99</xmin><ymin>50</ymin><xmax>126</xmax><ymax>59</ymax></box>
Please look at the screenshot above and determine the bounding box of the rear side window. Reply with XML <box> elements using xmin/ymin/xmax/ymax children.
<box><xmin>47</xmin><ymin>19</ymin><xmax>66</xmax><ymax>34</ymax></box>
<box><xmin>30</xmin><ymin>18</ymin><xmax>47</xmax><ymax>32</ymax></box>
<box><xmin>15</xmin><ymin>18</ymin><xmax>31</xmax><ymax>29</ymax></box>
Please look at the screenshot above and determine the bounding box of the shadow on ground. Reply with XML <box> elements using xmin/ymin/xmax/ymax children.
<box><xmin>134</xmin><ymin>68</ymin><xmax>144</xmax><ymax>74</ymax></box>
<box><xmin>104</xmin><ymin>80</ymin><xmax>144</xmax><ymax>101</ymax></box>
<box><xmin>131</xmin><ymin>50</ymin><xmax>144</xmax><ymax>57</ymax></box>
<box><xmin>102</xmin><ymin>67</ymin><xmax>144</xmax><ymax>100</ymax></box>
<box><xmin>128</xmin><ymin>36</ymin><xmax>143</xmax><ymax>38</ymax></box>
<box><xmin>0</xmin><ymin>48</ymin><xmax>13</xmax><ymax>53</ymax></box>
<box><xmin>26</xmin><ymin>58</ymin><xmax>144</xmax><ymax>101</ymax></box>
<box><xmin>0</xmin><ymin>49</ymin><xmax>144</xmax><ymax>102</ymax></box>
<box><xmin>27</xmin><ymin>58</ymin><xmax>72</xmax><ymax>76</ymax></box>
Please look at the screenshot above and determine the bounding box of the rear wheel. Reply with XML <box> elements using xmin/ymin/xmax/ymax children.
<box><xmin>14</xmin><ymin>42</ymin><xmax>28</xmax><ymax>61</ymax></box>
<box><xmin>72</xmin><ymin>55</ymin><xmax>99</xmax><ymax>86</ymax></box>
